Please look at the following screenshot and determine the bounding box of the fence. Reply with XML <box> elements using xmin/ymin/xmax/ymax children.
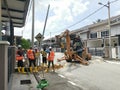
<box><xmin>8</xmin><ymin>46</ymin><xmax>16</xmax><ymax>83</ymax></box>
<box><xmin>88</xmin><ymin>47</ymin><xmax>104</xmax><ymax>57</ymax></box>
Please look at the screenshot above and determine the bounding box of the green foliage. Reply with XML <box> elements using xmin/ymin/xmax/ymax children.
<box><xmin>21</xmin><ymin>38</ymin><xmax>31</xmax><ymax>49</ymax></box>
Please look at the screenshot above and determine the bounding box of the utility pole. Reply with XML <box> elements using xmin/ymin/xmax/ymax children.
<box><xmin>32</xmin><ymin>0</ymin><xmax>35</xmax><ymax>48</ymax></box>
<box><xmin>108</xmin><ymin>1</ymin><xmax>111</xmax><ymax>58</ymax></box>
<box><xmin>98</xmin><ymin>1</ymin><xmax>111</xmax><ymax>58</ymax></box>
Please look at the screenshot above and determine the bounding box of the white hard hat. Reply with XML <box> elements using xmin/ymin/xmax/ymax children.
<box><xmin>18</xmin><ymin>45</ymin><xmax>21</xmax><ymax>47</ymax></box>
<box><xmin>49</xmin><ymin>46</ymin><xmax>52</xmax><ymax>49</ymax></box>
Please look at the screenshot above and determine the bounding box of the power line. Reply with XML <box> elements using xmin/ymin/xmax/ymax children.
<box><xmin>22</xmin><ymin>0</ymin><xmax>33</xmax><ymax>37</ymax></box>
<box><xmin>25</xmin><ymin>0</ymin><xmax>33</xmax><ymax>25</ymax></box>
<box><xmin>35</xmin><ymin>0</ymin><xmax>120</xmax><ymax>37</ymax></box>
<box><xmin>67</xmin><ymin>6</ymin><xmax>104</xmax><ymax>29</ymax></box>
<box><xmin>63</xmin><ymin>0</ymin><xmax>120</xmax><ymax>29</ymax></box>
<box><xmin>110</xmin><ymin>0</ymin><xmax>120</xmax><ymax>3</ymax></box>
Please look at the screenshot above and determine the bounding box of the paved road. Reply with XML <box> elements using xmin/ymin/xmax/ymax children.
<box><xmin>11</xmin><ymin>52</ymin><xmax>120</xmax><ymax>90</ymax></box>
<box><xmin>54</xmin><ymin>53</ymin><xmax>120</xmax><ymax>90</ymax></box>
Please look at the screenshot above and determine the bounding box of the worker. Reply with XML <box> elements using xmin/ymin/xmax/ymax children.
<box><xmin>45</xmin><ymin>47</ymin><xmax>55</xmax><ymax>72</ymax></box>
<box><xmin>60</xmin><ymin>42</ymin><xmax>65</xmax><ymax>52</ymax></box>
<box><xmin>16</xmin><ymin>45</ymin><xmax>26</xmax><ymax>73</ymax></box>
<box><xmin>73</xmin><ymin>35</ymin><xmax>84</xmax><ymax>57</ymax></box>
<box><xmin>35</xmin><ymin>48</ymin><xmax>40</xmax><ymax>66</ymax></box>
<box><xmin>40</xmin><ymin>48</ymin><xmax>47</xmax><ymax>67</ymax></box>
<box><xmin>27</xmin><ymin>47</ymin><xmax>38</xmax><ymax>73</ymax></box>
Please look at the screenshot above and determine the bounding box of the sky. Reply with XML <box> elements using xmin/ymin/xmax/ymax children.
<box><xmin>14</xmin><ymin>0</ymin><xmax>120</xmax><ymax>41</ymax></box>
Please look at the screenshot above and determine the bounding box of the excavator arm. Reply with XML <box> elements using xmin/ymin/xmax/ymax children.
<box><xmin>59</xmin><ymin>29</ymin><xmax>90</xmax><ymax>65</ymax></box>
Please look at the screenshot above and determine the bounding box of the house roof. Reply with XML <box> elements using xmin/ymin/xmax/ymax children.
<box><xmin>1</xmin><ymin>0</ymin><xmax>30</xmax><ymax>27</ymax></box>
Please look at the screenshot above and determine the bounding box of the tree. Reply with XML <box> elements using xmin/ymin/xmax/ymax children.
<box><xmin>21</xmin><ymin>38</ymin><xmax>31</xmax><ymax>49</ymax></box>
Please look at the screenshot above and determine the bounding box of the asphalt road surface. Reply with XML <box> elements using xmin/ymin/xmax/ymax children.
<box><xmin>52</xmin><ymin>52</ymin><xmax>120</xmax><ymax>90</ymax></box>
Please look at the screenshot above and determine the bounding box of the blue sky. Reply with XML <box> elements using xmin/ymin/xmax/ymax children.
<box><xmin>14</xmin><ymin>0</ymin><xmax>120</xmax><ymax>40</ymax></box>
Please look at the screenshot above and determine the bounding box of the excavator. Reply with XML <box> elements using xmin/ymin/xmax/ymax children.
<box><xmin>57</xmin><ymin>29</ymin><xmax>91</xmax><ymax>65</ymax></box>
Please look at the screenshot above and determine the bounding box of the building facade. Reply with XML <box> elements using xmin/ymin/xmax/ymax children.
<box><xmin>72</xmin><ymin>15</ymin><xmax>120</xmax><ymax>59</ymax></box>
<box><xmin>43</xmin><ymin>15</ymin><xmax>120</xmax><ymax>59</ymax></box>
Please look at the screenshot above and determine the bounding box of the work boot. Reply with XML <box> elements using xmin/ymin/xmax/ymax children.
<box><xmin>44</xmin><ymin>68</ymin><xmax>49</xmax><ymax>73</ymax></box>
<box><xmin>17</xmin><ymin>67</ymin><xmax>21</xmax><ymax>73</ymax></box>
<box><xmin>34</xmin><ymin>67</ymin><xmax>38</xmax><ymax>72</ymax></box>
<box><xmin>44</xmin><ymin>63</ymin><xmax>47</xmax><ymax>67</ymax></box>
<box><xmin>29</xmin><ymin>67</ymin><xmax>33</xmax><ymax>73</ymax></box>
<box><xmin>21</xmin><ymin>67</ymin><xmax>26</xmax><ymax>74</ymax></box>
<box><xmin>42</xmin><ymin>63</ymin><xmax>44</xmax><ymax>67</ymax></box>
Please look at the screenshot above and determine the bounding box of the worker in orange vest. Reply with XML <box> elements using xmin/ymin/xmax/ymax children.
<box><xmin>27</xmin><ymin>47</ymin><xmax>38</xmax><ymax>72</ymax></box>
<box><xmin>16</xmin><ymin>45</ymin><xmax>26</xmax><ymax>73</ymax></box>
<box><xmin>45</xmin><ymin>47</ymin><xmax>55</xmax><ymax>72</ymax></box>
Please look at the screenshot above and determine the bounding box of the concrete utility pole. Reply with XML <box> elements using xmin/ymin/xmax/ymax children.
<box><xmin>32</xmin><ymin>0</ymin><xmax>35</xmax><ymax>48</ymax></box>
<box><xmin>98</xmin><ymin>1</ymin><xmax>111</xmax><ymax>58</ymax></box>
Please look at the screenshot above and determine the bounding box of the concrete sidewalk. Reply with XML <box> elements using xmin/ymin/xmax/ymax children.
<box><xmin>10</xmin><ymin>73</ymin><xmax>38</xmax><ymax>90</ymax></box>
<box><xmin>37</xmin><ymin>71</ymin><xmax>83</xmax><ymax>90</ymax></box>
<box><xmin>10</xmin><ymin>71</ymin><xmax>83</xmax><ymax>90</ymax></box>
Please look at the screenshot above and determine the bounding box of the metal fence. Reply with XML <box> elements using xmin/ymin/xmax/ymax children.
<box><xmin>88</xmin><ymin>47</ymin><xmax>104</xmax><ymax>56</ymax></box>
<box><xmin>8</xmin><ymin>46</ymin><xmax>16</xmax><ymax>83</ymax></box>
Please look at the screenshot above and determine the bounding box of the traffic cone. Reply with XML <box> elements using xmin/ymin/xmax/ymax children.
<box><xmin>21</xmin><ymin>67</ymin><xmax>26</xmax><ymax>74</ymax></box>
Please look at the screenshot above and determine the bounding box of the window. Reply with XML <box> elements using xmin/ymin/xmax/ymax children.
<box><xmin>90</xmin><ymin>32</ymin><xmax>97</xmax><ymax>38</ymax></box>
<box><xmin>101</xmin><ymin>30</ymin><xmax>109</xmax><ymax>38</ymax></box>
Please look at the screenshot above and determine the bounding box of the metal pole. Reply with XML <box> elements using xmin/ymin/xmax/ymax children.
<box><xmin>0</xmin><ymin>0</ymin><xmax>2</xmax><ymax>41</ymax></box>
<box><xmin>32</xmin><ymin>0</ymin><xmax>35</xmax><ymax>48</ymax></box>
<box><xmin>98</xmin><ymin>1</ymin><xmax>111</xmax><ymax>58</ymax></box>
<box><xmin>42</xmin><ymin>4</ymin><xmax>50</xmax><ymax>37</ymax></box>
<box><xmin>39</xmin><ymin>4</ymin><xmax>50</xmax><ymax>50</ymax></box>
<box><xmin>50</xmin><ymin>32</ymin><xmax>51</xmax><ymax>47</ymax></box>
<box><xmin>40</xmin><ymin>4</ymin><xmax>50</xmax><ymax>78</ymax></box>
<box><xmin>108</xmin><ymin>1</ymin><xmax>111</xmax><ymax>58</ymax></box>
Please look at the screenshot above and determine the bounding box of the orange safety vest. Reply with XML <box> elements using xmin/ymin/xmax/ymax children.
<box><xmin>47</xmin><ymin>51</ymin><xmax>55</xmax><ymax>61</ymax></box>
<box><xmin>16</xmin><ymin>50</ymin><xmax>24</xmax><ymax>61</ymax></box>
<box><xmin>27</xmin><ymin>49</ymin><xmax>35</xmax><ymax>60</ymax></box>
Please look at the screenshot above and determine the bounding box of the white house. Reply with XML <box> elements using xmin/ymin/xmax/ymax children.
<box><xmin>72</xmin><ymin>15</ymin><xmax>120</xmax><ymax>59</ymax></box>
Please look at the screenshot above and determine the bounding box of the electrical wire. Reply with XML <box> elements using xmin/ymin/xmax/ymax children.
<box><xmin>110</xmin><ymin>0</ymin><xmax>120</xmax><ymax>3</ymax></box>
<box><xmin>33</xmin><ymin>0</ymin><xmax>120</xmax><ymax>38</ymax></box>
<box><xmin>51</xmin><ymin>0</ymin><xmax>120</xmax><ymax>34</ymax></box>
<box><xmin>22</xmin><ymin>0</ymin><xmax>33</xmax><ymax>37</ymax></box>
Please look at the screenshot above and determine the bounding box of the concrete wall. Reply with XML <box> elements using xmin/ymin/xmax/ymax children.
<box><xmin>111</xmin><ymin>24</ymin><xmax>120</xmax><ymax>36</ymax></box>
<box><xmin>0</xmin><ymin>41</ymin><xmax>9</xmax><ymax>90</ymax></box>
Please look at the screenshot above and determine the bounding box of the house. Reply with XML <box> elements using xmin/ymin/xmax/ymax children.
<box><xmin>71</xmin><ymin>15</ymin><xmax>120</xmax><ymax>59</ymax></box>
<box><xmin>42</xmin><ymin>14</ymin><xmax>120</xmax><ymax>59</ymax></box>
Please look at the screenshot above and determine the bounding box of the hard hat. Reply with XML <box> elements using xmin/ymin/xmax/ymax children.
<box><xmin>18</xmin><ymin>45</ymin><xmax>21</xmax><ymax>47</ymax></box>
<box><xmin>49</xmin><ymin>46</ymin><xmax>52</xmax><ymax>49</ymax></box>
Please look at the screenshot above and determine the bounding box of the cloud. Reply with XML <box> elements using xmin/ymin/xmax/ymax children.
<box><xmin>71</xmin><ymin>0</ymin><xmax>89</xmax><ymax>16</ymax></box>
<box><xmin>14</xmin><ymin>27</ymin><xmax>23</xmax><ymax>36</ymax></box>
<box><xmin>15</xmin><ymin>0</ymin><xmax>90</xmax><ymax>40</ymax></box>
<box><xmin>41</xmin><ymin>0</ymin><xmax>89</xmax><ymax>36</ymax></box>
<box><xmin>114</xmin><ymin>10</ymin><xmax>120</xmax><ymax>16</ymax></box>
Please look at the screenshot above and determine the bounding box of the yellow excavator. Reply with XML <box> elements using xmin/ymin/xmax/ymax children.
<box><xmin>57</xmin><ymin>29</ymin><xmax>91</xmax><ymax>65</ymax></box>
